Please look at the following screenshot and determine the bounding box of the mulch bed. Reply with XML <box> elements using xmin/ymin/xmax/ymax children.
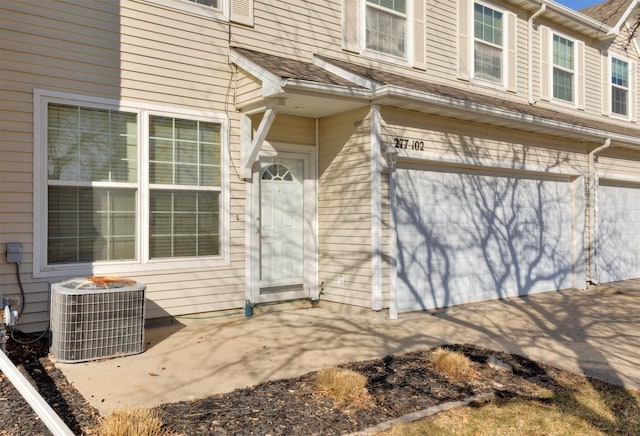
<box><xmin>1</xmin><ymin>334</ymin><xmax>570</xmax><ymax>435</ymax></box>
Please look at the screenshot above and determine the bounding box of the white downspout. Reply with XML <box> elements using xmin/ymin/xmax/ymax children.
<box><xmin>528</xmin><ymin>3</ymin><xmax>547</xmax><ymax>105</ymax></box>
<box><xmin>587</xmin><ymin>138</ymin><xmax>612</xmax><ymax>285</ymax></box>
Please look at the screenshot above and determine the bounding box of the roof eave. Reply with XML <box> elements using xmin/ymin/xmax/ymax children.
<box><xmin>373</xmin><ymin>84</ymin><xmax>640</xmax><ymax>148</ymax></box>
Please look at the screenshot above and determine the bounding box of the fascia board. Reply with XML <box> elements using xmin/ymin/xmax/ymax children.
<box><xmin>373</xmin><ymin>85</ymin><xmax>640</xmax><ymax>148</ymax></box>
<box><xmin>229</xmin><ymin>49</ymin><xmax>284</xmax><ymax>97</ymax></box>
<box><xmin>527</xmin><ymin>0</ymin><xmax>615</xmax><ymax>39</ymax></box>
<box><xmin>281</xmin><ymin>79</ymin><xmax>373</xmax><ymax>99</ymax></box>
<box><xmin>609</xmin><ymin>0</ymin><xmax>640</xmax><ymax>35</ymax></box>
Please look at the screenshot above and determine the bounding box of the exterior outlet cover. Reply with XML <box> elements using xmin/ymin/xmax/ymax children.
<box><xmin>6</xmin><ymin>243</ymin><xmax>23</xmax><ymax>263</ymax></box>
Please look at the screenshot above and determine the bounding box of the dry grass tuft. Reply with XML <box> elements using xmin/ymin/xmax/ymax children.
<box><xmin>315</xmin><ymin>366</ymin><xmax>371</xmax><ymax>408</ymax></box>
<box><xmin>97</xmin><ymin>407</ymin><xmax>165</xmax><ymax>436</ymax></box>
<box><xmin>432</xmin><ymin>347</ymin><xmax>473</xmax><ymax>380</ymax></box>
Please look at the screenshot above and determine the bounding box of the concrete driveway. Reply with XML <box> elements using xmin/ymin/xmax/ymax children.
<box><xmin>55</xmin><ymin>279</ymin><xmax>640</xmax><ymax>415</ymax></box>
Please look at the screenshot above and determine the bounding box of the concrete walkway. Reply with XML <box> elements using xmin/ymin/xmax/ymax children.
<box><xmin>55</xmin><ymin>280</ymin><xmax>640</xmax><ymax>415</ymax></box>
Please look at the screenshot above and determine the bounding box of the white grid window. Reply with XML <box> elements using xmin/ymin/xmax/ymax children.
<box><xmin>474</xmin><ymin>3</ymin><xmax>503</xmax><ymax>83</ymax></box>
<box><xmin>40</xmin><ymin>96</ymin><xmax>225</xmax><ymax>271</ymax></box>
<box><xmin>553</xmin><ymin>34</ymin><xmax>574</xmax><ymax>102</ymax></box>
<box><xmin>366</xmin><ymin>0</ymin><xmax>407</xmax><ymax>58</ymax></box>
<box><xmin>149</xmin><ymin>116</ymin><xmax>221</xmax><ymax>258</ymax></box>
<box><xmin>611</xmin><ymin>57</ymin><xmax>629</xmax><ymax>116</ymax></box>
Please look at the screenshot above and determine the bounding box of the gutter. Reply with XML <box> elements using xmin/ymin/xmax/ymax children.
<box><xmin>587</xmin><ymin>138</ymin><xmax>612</xmax><ymax>285</ymax></box>
<box><xmin>528</xmin><ymin>3</ymin><xmax>546</xmax><ymax>105</ymax></box>
<box><xmin>370</xmin><ymin>84</ymin><xmax>640</xmax><ymax>147</ymax></box>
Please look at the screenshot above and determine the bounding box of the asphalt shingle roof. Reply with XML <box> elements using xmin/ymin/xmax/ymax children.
<box><xmin>234</xmin><ymin>47</ymin><xmax>640</xmax><ymax>141</ymax></box>
<box><xmin>580</xmin><ymin>0</ymin><xmax>632</xmax><ymax>26</ymax></box>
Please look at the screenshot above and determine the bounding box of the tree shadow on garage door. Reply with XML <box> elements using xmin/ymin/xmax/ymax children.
<box><xmin>395</xmin><ymin>163</ymin><xmax>577</xmax><ymax>312</ymax></box>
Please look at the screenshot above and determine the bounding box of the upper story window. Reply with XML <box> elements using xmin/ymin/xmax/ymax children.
<box><xmin>540</xmin><ymin>26</ymin><xmax>584</xmax><ymax>109</ymax></box>
<box><xmin>149</xmin><ymin>0</ymin><xmax>254</xmax><ymax>26</ymax></box>
<box><xmin>343</xmin><ymin>0</ymin><xmax>426</xmax><ymax>69</ymax></box>
<box><xmin>552</xmin><ymin>34</ymin><xmax>574</xmax><ymax>102</ymax></box>
<box><xmin>473</xmin><ymin>3</ymin><xmax>503</xmax><ymax>83</ymax></box>
<box><xmin>611</xmin><ymin>57</ymin><xmax>629</xmax><ymax>116</ymax></box>
<box><xmin>188</xmin><ymin>0</ymin><xmax>220</xmax><ymax>8</ymax></box>
<box><xmin>365</xmin><ymin>0</ymin><xmax>407</xmax><ymax>58</ymax></box>
<box><xmin>458</xmin><ymin>0</ymin><xmax>517</xmax><ymax>92</ymax></box>
<box><xmin>35</xmin><ymin>90</ymin><xmax>228</xmax><ymax>277</ymax></box>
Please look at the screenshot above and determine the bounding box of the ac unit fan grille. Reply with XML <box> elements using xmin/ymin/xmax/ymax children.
<box><xmin>50</xmin><ymin>282</ymin><xmax>145</xmax><ymax>363</ymax></box>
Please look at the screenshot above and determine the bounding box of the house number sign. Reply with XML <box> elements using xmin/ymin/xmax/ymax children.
<box><xmin>393</xmin><ymin>137</ymin><xmax>425</xmax><ymax>151</ymax></box>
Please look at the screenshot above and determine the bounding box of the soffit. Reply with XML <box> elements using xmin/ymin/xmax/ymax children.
<box><xmin>510</xmin><ymin>0</ymin><xmax>615</xmax><ymax>39</ymax></box>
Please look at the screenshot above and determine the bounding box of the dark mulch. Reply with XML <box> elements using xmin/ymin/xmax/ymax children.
<box><xmin>0</xmin><ymin>334</ymin><xmax>560</xmax><ymax>436</ymax></box>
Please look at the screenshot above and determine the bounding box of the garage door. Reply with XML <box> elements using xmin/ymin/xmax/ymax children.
<box><xmin>395</xmin><ymin>167</ymin><xmax>576</xmax><ymax>312</ymax></box>
<box><xmin>597</xmin><ymin>181</ymin><xmax>640</xmax><ymax>283</ymax></box>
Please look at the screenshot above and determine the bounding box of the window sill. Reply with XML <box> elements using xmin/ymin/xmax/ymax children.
<box><xmin>33</xmin><ymin>256</ymin><xmax>231</xmax><ymax>279</ymax></box>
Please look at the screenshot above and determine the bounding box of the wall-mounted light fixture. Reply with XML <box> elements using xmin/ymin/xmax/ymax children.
<box><xmin>382</xmin><ymin>144</ymin><xmax>398</xmax><ymax>170</ymax></box>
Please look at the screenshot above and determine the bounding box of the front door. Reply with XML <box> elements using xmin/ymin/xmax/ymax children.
<box><xmin>256</xmin><ymin>155</ymin><xmax>307</xmax><ymax>302</ymax></box>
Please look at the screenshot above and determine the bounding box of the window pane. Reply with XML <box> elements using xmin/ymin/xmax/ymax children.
<box><xmin>553</xmin><ymin>68</ymin><xmax>573</xmax><ymax>102</ymax></box>
<box><xmin>553</xmin><ymin>35</ymin><xmax>573</xmax><ymax>70</ymax></box>
<box><xmin>47</xmin><ymin>104</ymin><xmax>137</xmax><ymax>183</ymax></box>
<box><xmin>612</xmin><ymin>58</ymin><xmax>629</xmax><ymax>87</ymax></box>
<box><xmin>48</xmin><ymin>186</ymin><xmax>136</xmax><ymax>263</ymax></box>
<box><xmin>474</xmin><ymin>42</ymin><xmax>502</xmax><ymax>82</ymax></box>
<box><xmin>367</xmin><ymin>0</ymin><xmax>406</xmax><ymax>14</ymax></box>
<box><xmin>149</xmin><ymin>190</ymin><xmax>220</xmax><ymax>258</ymax></box>
<box><xmin>474</xmin><ymin>3</ymin><xmax>502</xmax><ymax>46</ymax></box>
<box><xmin>612</xmin><ymin>87</ymin><xmax>628</xmax><ymax>115</ymax></box>
<box><xmin>149</xmin><ymin>116</ymin><xmax>221</xmax><ymax>187</ymax></box>
<box><xmin>366</xmin><ymin>5</ymin><xmax>406</xmax><ymax>57</ymax></box>
<box><xmin>189</xmin><ymin>0</ymin><xmax>219</xmax><ymax>8</ymax></box>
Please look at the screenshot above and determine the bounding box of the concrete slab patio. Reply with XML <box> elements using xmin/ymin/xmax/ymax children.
<box><xmin>55</xmin><ymin>279</ymin><xmax>640</xmax><ymax>415</ymax></box>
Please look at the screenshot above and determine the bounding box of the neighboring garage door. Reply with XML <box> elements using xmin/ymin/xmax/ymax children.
<box><xmin>395</xmin><ymin>166</ymin><xmax>576</xmax><ymax>312</ymax></box>
<box><xmin>597</xmin><ymin>181</ymin><xmax>640</xmax><ymax>283</ymax></box>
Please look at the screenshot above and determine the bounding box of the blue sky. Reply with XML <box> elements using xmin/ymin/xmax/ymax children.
<box><xmin>555</xmin><ymin>0</ymin><xmax>603</xmax><ymax>11</ymax></box>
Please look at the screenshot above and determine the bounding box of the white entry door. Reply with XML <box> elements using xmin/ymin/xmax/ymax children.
<box><xmin>258</xmin><ymin>157</ymin><xmax>306</xmax><ymax>299</ymax></box>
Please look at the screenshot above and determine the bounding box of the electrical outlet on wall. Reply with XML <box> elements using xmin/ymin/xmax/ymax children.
<box><xmin>6</xmin><ymin>242</ymin><xmax>23</xmax><ymax>263</ymax></box>
<box><xmin>337</xmin><ymin>274</ymin><xmax>345</xmax><ymax>287</ymax></box>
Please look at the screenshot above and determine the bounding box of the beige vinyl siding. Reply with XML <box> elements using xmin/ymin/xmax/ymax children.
<box><xmin>0</xmin><ymin>0</ymin><xmax>248</xmax><ymax>331</ymax></box>
<box><xmin>318</xmin><ymin>108</ymin><xmax>372</xmax><ymax>307</ymax></box>
<box><xmin>231</xmin><ymin>0</ymin><xmax>342</xmax><ymax>60</ymax></box>
<box><xmin>235</xmin><ymin>69</ymin><xmax>264</xmax><ymax>108</ymax></box>
<box><xmin>265</xmin><ymin>114</ymin><xmax>316</xmax><ymax>145</ymax></box>
<box><xmin>381</xmin><ymin>108</ymin><xmax>589</xmax><ymax>173</ymax></box>
<box><xmin>597</xmin><ymin>150</ymin><xmax>640</xmax><ymax>180</ymax></box>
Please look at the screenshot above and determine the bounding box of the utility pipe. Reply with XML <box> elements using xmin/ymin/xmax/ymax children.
<box><xmin>528</xmin><ymin>2</ymin><xmax>547</xmax><ymax>105</ymax></box>
<box><xmin>0</xmin><ymin>351</ymin><xmax>74</xmax><ymax>436</ymax></box>
<box><xmin>587</xmin><ymin>137</ymin><xmax>612</xmax><ymax>285</ymax></box>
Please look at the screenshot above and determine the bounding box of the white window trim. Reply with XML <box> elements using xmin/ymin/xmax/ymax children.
<box><xmin>470</xmin><ymin>0</ymin><xmax>506</xmax><ymax>90</ymax></box>
<box><xmin>548</xmin><ymin>30</ymin><xmax>581</xmax><ymax>108</ymax></box>
<box><xmin>609</xmin><ymin>54</ymin><xmax>633</xmax><ymax>120</ymax></box>
<box><xmin>33</xmin><ymin>89</ymin><xmax>230</xmax><ymax>279</ymax></box>
<box><xmin>361</xmin><ymin>0</ymin><xmax>414</xmax><ymax>66</ymax></box>
<box><xmin>141</xmin><ymin>0</ymin><xmax>229</xmax><ymax>21</ymax></box>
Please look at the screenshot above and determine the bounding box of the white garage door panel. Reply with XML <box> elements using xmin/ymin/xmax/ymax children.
<box><xmin>396</xmin><ymin>168</ymin><xmax>574</xmax><ymax>312</ymax></box>
<box><xmin>598</xmin><ymin>183</ymin><xmax>640</xmax><ymax>283</ymax></box>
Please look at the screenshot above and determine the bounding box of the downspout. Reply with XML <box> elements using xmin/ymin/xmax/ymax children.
<box><xmin>587</xmin><ymin>138</ymin><xmax>612</xmax><ymax>285</ymax></box>
<box><xmin>528</xmin><ymin>3</ymin><xmax>547</xmax><ymax>105</ymax></box>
